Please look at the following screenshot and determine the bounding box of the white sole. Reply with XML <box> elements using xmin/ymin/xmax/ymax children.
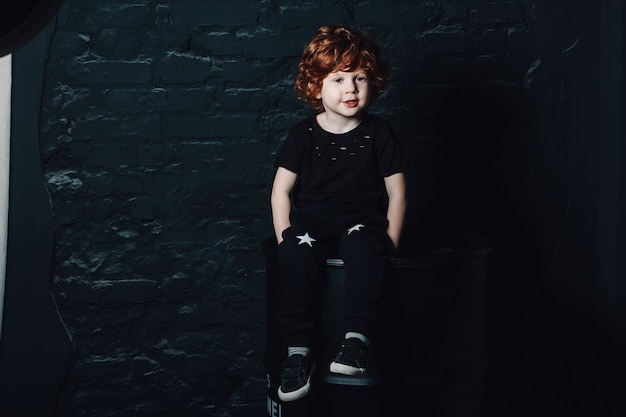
<box><xmin>329</xmin><ymin>361</ymin><xmax>366</xmax><ymax>376</ymax></box>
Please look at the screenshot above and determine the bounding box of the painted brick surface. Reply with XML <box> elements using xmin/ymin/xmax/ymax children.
<box><xmin>40</xmin><ymin>0</ymin><xmax>536</xmax><ymax>415</ymax></box>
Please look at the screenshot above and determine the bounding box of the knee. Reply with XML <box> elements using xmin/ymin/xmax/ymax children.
<box><xmin>341</xmin><ymin>229</ymin><xmax>387</xmax><ymax>258</ymax></box>
<box><xmin>278</xmin><ymin>238</ymin><xmax>319</xmax><ymax>268</ymax></box>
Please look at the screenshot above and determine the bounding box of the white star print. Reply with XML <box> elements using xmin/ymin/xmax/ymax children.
<box><xmin>347</xmin><ymin>224</ymin><xmax>365</xmax><ymax>235</ymax></box>
<box><xmin>296</xmin><ymin>232</ymin><xmax>316</xmax><ymax>247</ymax></box>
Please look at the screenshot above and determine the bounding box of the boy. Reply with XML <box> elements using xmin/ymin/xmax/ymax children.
<box><xmin>271</xmin><ymin>25</ymin><xmax>407</xmax><ymax>402</ymax></box>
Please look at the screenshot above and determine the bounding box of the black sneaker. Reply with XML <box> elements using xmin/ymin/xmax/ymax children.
<box><xmin>277</xmin><ymin>354</ymin><xmax>315</xmax><ymax>402</ymax></box>
<box><xmin>329</xmin><ymin>337</ymin><xmax>368</xmax><ymax>376</ymax></box>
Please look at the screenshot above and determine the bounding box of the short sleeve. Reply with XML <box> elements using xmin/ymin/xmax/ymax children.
<box><xmin>274</xmin><ymin>121</ymin><xmax>310</xmax><ymax>175</ymax></box>
<box><xmin>374</xmin><ymin>119</ymin><xmax>407</xmax><ymax>177</ymax></box>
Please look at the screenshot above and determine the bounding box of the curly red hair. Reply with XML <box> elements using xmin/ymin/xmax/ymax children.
<box><xmin>295</xmin><ymin>25</ymin><xmax>390</xmax><ymax>112</ymax></box>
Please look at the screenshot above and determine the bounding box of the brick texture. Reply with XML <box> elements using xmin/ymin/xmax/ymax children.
<box><xmin>40</xmin><ymin>0</ymin><xmax>536</xmax><ymax>415</ymax></box>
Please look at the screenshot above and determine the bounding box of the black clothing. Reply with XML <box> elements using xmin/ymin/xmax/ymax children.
<box><xmin>274</xmin><ymin>113</ymin><xmax>406</xmax><ymax>347</ymax></box>
<box><xmin>274</xmin><ymin>113</ymin><xmax>406</xmax><ymax>212</ymax></box>
<box><xmin>277</xmin><ymin>207</ymin><xmax>390</xmax><ymax>346</ymax></box>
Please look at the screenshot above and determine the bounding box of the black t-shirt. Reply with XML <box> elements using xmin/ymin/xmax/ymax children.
<box><xmin>274</xmin><ymin>113</ymin><xmax>406</xmax><ymax>213</ymax></box>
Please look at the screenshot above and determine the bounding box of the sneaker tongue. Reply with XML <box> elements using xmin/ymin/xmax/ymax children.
<box><xmin>282</xmin><ymin>367</ymin><xmax>303</xmax><ymax>378</ymax></box>
<box><xmin>282</xmin><ymin>355</ymin><xmax>307</xmax><ymax>373</ymax></box>
<box><xmin>285</xmin><ymin>354</ymin><xmax>306</xmax><ymax>363</ymax></box>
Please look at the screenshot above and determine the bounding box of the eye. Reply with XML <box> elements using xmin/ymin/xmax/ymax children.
<box><xmin>332</xmin><ymin>77</ymin><xmax>343</xmax><ymax>83</ymax></box>
<box><xmin>356</xmin><ymin>75</ymin><xmax>368</xmax><ymax>82</ymax></box>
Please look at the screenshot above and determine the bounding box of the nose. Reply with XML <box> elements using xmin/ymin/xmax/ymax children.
<box><xmin>346</xmin><ymin>79</ymin><xmax>357</xmax><ymax>93</ymax></box>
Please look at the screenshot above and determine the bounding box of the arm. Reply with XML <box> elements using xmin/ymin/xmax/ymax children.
<box><xmin>271</xmin><ymin>167</ymin><xmax>298</xmax><ymax>244</ymax></box>
<box><xmin>384</xmin><ymin>172</ymin><xmax>407</xmax><ymax>250</ymax></box>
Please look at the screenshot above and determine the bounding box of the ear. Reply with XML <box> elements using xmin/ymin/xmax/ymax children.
<box><xmin>310</xmin><ymin>82</ymin><xmax>322</xmax><ymax>99</ymax></box>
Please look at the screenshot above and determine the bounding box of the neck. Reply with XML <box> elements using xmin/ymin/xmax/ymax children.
<box><xmin>316</xmin><ymin>112</ymin><xmax>363</xmax><ymax>134</ymax></box>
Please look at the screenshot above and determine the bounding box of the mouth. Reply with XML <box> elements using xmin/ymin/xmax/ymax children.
<box><xmin>343</xmin><ymin>100</ymin><xmax>359</xmax><ymax>108</ymax></box>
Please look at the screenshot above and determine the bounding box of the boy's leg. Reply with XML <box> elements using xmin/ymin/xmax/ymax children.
<box><xmin>276</xmin><ymin>212</ymin><xmax>332</xmax><ymax>400</ymax></box>
<box><xmin>339</xmin><ymin>222</ymin><xmax>388</xmax><ymax>336</ymax></box>
<box><xmin>330</xmin><ymin>222</ymin><xmax>389</xmax><ymax>376</ymax></box>
<box><xmin>276</xmin><ymin>212</ymin><xmax>333</xmax><ymax>346</ymax></box>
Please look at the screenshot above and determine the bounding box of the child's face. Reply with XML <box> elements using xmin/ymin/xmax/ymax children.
<box><xmin>316</xmin><ymin>68</ymin><xmax>371</xmax><ymax>119</ymax></box>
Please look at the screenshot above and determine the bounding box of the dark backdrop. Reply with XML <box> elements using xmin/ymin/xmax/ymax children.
<box><xmin>0</xmin><ymin>0</ymin><xmax>624</xmax><ymax>416</ymax></box>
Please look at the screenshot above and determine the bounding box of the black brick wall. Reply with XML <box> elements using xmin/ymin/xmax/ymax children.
<box><xmin>37</xmin><ymin>0</ymin><xmax>539</xmax><ymax>416</ymax></box>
